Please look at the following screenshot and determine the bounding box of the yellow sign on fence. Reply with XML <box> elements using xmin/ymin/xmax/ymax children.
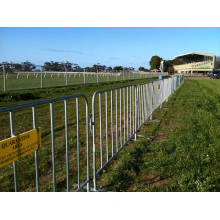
<box><xmin>158</xmin><ymin>84</ymin><xmax>160</xmax><ymax>90</ymax></box>
<box><xmin>0</xmin><ymin>128</ymin><xmax>42</xmax><ymax>168</ymax></box>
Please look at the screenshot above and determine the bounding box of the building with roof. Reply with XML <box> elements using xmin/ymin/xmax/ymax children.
<box><xmin>173</xmin><ymin>52</ymin><xmax>220</xmax><ymax>74</ymax></box>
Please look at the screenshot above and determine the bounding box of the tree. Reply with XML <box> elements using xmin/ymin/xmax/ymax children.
<box><xmin>139</xmin><ymin>66</ymin><xmax>145</xmax><ymax>71</ymax></box>
<box><xmin>73</xmin><ymin>63</ymin><xmax>82</xmax><ymax>72</ymax></box>
<box><xmin>138</xmin><ymin>66</ymin><xmax>149</xmax><ymax>72</ymax></box>
<box><xmin>22</xmin><ymin>61</ymin><xmax>36</xmax><ymax>71</ymax></box>
<box><xmin>106</xmin><ymin>66</ymin><xmax>113</xmax><ymax>72</ymax></box>
<box><xmin>163</xmin><ymin>60</ymin><xmax>178</xmax><ymax>74</ymax></box>
<box><xmin>113</xmin><ymin>66</ymin><xmax>123</xmax><ymax>72</ymax></box>
<box><xmin>43</xmin><ymin>61</ymin><xmax>66</xmax><ymax>71</ymax></box>
<box><xmin>0</xmin><ymin>62</ymin><xmax>14</xmax><ymax>73</ymax></box>
<box><xmin>64</xmin><ymin>62</ymin><xmax>73</xmax><ymax>71</ymax></box>
<box><xmin>13</xmin><ymin>63</ymin><xmax>23</xmax><ymax>72</ymax></box>
<box><xmin>149</xmin><ymin>55</ymin><xmax>162</xmax><ymax>70</ymax></box>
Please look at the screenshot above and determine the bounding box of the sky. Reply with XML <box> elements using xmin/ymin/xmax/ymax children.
<box><xmin>0</xmin><ymin>27</ymin><xmax>220</xmax><ymax>69</ymax></box>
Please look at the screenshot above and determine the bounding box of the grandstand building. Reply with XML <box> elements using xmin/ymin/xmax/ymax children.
<box><xmin>173</xmin><ymin>52</ymin><xmax>220</xmax><ymax>74</ymax></box>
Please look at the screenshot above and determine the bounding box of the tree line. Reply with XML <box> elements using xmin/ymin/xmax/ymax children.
<box><xmin>0</xmin><ymin>61</ymin><xmax>135</xmax><ymax>73</ymax></box>
<box><xmin>0</xmin><ymin>56</ymin><xmax>181</xmax><ymax>74</ymax></box>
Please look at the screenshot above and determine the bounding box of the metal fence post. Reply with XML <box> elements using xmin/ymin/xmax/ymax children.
<box><xmin>76</xmin><ymin>98</ymin><xmax>80</xmax><ymax>188</ymax></box>
<box><xmin>64</xmin><ymin>100</ymin><xmax>69</xmax><ymax>192</ymax></box>
<box><xmin>32</xmin><ymin>106</ymin><xmax>40</xmax><ymax>192</ymax></box>
<box><xmin>9</xmin><ymin>111</ymin><xmax>18</xmax><ymax>192</ymax></box>
<box><xmin>105</xmin><ymin>92</ymin><xmax>109</xmax><ymax>161</ymax></box>
<box><xmin>92</xmin><ymin>95</ymin><xmax>97</xmax><ymax>191</ymax></box>
<box><xmin>134</xmin><ymin>86</ymin><xmax>137</xmax><ymax>140</ymax></box>
<box><xmin>50</xmin><ymin>102</ymin><xmax>56</xmax><ymax>192</ymax></box>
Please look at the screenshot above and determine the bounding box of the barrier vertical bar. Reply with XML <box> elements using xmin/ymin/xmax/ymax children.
<box><xmin>110</xmin><ymin>90</ymin><xmax>114</xmax><ymax>156</ymax></box>
<box><xmin>64</xmin><ymin>100</ymin><xmax>69</xmax><ymax>192</ymax></box>
<box><xmin>144</xmin><ymin>84</ymin><xmax>147</xmax><ymax>116</ymax></box>
<box><xmin>99</xmin><ymin>93</ymin><xmax>103</xmax><ymax>168</ymax></box>
<box><xmin>129</xmin><ymin>86</ymin><xmax>132</xmax><ymax>137</ymax></box>
<box><xmin>92</xmin><ymin>96</ymin><xmax>97</xmax><ymax>191</ymax></box>
<box><xmin>105</xmin><ymin>92</ymin><xmax>109</xmax><ymax>162</ymax></box>
<box><xmin>50</xmin><ymin>102</ymin><xmax>56</xmax><ymax>192</ymax></box>
<box><xmin>76</xmin><ymin>97</ymin><xmax>80</xmax><ymax>188</ymax></box>
<box><xmin>138</xmin><ymin>86</ymin><xmax>141</xmax><ymax>128</ymax></box>
<box><xmin>32</xmin><ymin>106</ymin><xmax>40</xmax><ymax>192</ymax></box>
<box><xmin>142</xmin><ymin>85</ymin><xmax>144</xmax><ymax>123</ymax></box>
<box><xmin>134</xmin><ymin>86</ymin><xmax>137</xmax><ymax>140</ymax></box>
<box><xmin>115</xmin><ymin>90</ymin><xmax>118</xmax><ymax>151</ymax></box>
<box><xmin>9</xmin><ymin>111</ymin><xmax>18</xmax><ymax>192</ymax></box>
<box><xmin>123</xmin><ymin>88</ymin><xmax>125</xmax><ymax>144</ymax></box>
<box><xmin>126</xmin><ymin>87</ymin><xmax>129</xmax><ymax>140</ymax></box>
<box><xmin>120</xmin><ymin>88</ymin><xmax>122</xmax><ymax>147</ymax></box>
<box><xmin>85</xmin><ymin>98</ymin><xmax>90</xmax><ymax>192</ymax></box>
<box><xmin>133</xmin><ymin>86</ymin><xmax>135</xmax><ymax>135</ymax></box>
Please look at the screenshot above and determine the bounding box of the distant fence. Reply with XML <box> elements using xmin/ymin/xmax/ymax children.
<box><xmin>0</xmin><ymin>75</ymin><xmax>183</xmax><ymax>192</ymax></box>
<box><xmin>0</xmin><ymin>71</ymin><xmax>168</xmax><ymax>91</ymax></box>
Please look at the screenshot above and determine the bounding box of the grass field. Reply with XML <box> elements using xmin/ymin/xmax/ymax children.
<box><xmin>0</xmin><ymin>77</ymin><xmax>157</xmax><ymax>192</ymax></box>
<box><xmin>0</xmin><ymin>72</ymin><xmax>156</xmax><ymax>91</ymax></box>
<box><xmin>97</xmin><ymin>79</ymin><xmax>220</xmax><ymax>192</ymax></box>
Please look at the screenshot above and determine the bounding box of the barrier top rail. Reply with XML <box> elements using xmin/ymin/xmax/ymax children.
<box><xmin>0</xmin><ymin>93</ymin><xmax>88</xmax><ymax>112</ymax></box>
<box><xmin>91</xmin><ymin>83</ymin><xmax>138</xmax><ymax>97</ymax></box>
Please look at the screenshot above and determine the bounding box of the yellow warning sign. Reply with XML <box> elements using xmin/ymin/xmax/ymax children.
<box><xmin>0</xmin><ymin>128</ymin><xmax>42</xmax><ymax>168</ymax></box>
<box><xmin>158</xmin><ymin>84</ymin><xmax>160</xmax><ymax>90</ymax></box>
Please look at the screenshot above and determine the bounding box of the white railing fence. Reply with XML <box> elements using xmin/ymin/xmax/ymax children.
<box><xmin>0</xmin><ymin>71</ymin><xmax>168</xmax><ymax>91</ymax></box>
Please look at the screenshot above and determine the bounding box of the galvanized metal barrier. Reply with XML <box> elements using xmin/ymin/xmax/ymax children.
<box><xmin>91</xmin><ymin>84</ymin><xmax>137</xmax><ymax>191</ymax></box>
<box><xmin>0</xmin><ymin>75</ymin><xmax>184</xmax><ymax>191</ymax></box>
<box><xmin>0</xmin><ymin>94</ymin><xmax>90</xmax><ymax>192</ymax></box>
<box><xmin>91</xmin><ymin>75</ymin><xmax>184</xmax><ymax>190</ymax></box>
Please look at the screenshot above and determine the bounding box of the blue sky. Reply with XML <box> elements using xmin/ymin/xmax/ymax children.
<box><xmin>0</xmin><ymin>27</ymin><xmax>220</xmax><ymax>69</ymax></box>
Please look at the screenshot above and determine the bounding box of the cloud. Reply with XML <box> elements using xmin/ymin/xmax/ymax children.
<box><xmin>42</xmin><ymin>48</ymin><xmax>86</xmax><ymax>55</ymax></box>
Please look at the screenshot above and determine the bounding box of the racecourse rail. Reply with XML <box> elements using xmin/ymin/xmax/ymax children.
<box><xmin>0</xmin><ymin>71</ymin><xmax>168</xmax><ymax>91</ymax></box>
<box><xmin>0</xmin><ymin>74</ymin><xmax>184</xmax><ymax>192</ymax></box>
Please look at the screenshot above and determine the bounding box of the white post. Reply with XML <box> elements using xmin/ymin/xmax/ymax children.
<box><xmin>3</xmin><ymin>64</ymin><xmax>6</xmax><ymax>92</ymax></box>
<box><xmin>84</xmin><ymin>69</ymin><xmax>86</xmax><ymax>84</ymax></box>
<box><xmin>40</xmin><ymin>68</ymin><xmax>43</xmax><ymax>88</ymax></box>
<box><xmin>97</xmin><ymin>69</ymin><xmax>98</xmax><ymax>83</ymax></box>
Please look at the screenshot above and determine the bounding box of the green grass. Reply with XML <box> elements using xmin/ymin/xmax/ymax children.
<box><xmin>98</xmin><ymin>79</ymin><xmax>220</xmax><ymax>192</ymax></box>
<box><xmin>0</xmin><ymin>73</ymin><xmax>153</xmax><ymax>91</ymax></box>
